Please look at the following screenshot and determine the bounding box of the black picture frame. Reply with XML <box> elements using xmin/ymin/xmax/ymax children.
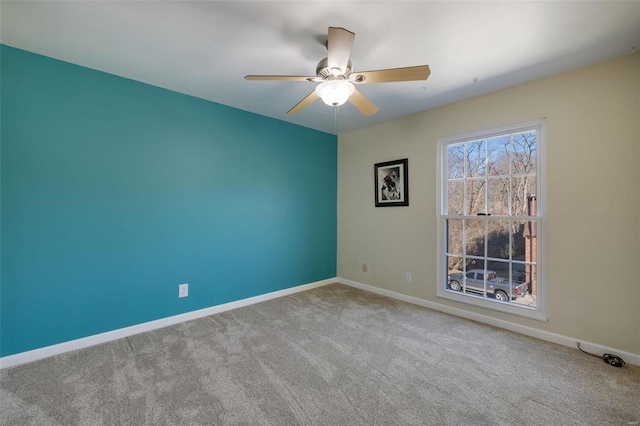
<box><xmin>374</xmin><ymin>158</ymin><xmax>409</xmax><ymax>207</ymax></box>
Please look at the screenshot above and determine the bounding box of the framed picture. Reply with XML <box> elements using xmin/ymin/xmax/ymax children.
<box><xmin>374</xmin><ymin>158</ymin><xmax>409</xmax><ymax>207</ymax></box>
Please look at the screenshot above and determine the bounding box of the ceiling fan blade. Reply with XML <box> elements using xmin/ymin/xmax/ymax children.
<box><xmin>287</xmin><ymin>91</ymin><xmax>319</xmax><ymax>114</ymax></box>
<box><xmin>349</xmin><ymin>88</ymin><xmax>379</xmax><ymax>116</ymax></box>
<box><xmin>245</xmin><ymin>75</ymin><xmax>318</xmax><ymax>82</ymax></box>
<box><xmin>352</xmin><ymin>65</ymin><xmax>431</xmax><ymax>84</ymax></box>
<box><xmin>327</xmin><ymin>27</ymin><xmax>355</xmax><ymax>74</ymax></box>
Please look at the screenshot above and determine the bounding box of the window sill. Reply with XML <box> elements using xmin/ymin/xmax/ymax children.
<box><xmin>436</xmin><ymin>289</ymin><xmax>547</xmax><ymax>322</ymax></box>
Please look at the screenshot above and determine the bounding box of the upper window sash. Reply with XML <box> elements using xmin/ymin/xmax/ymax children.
<box><xmin>441</xmin><ymin>120</ymin><xmax>543</xmax><ymax>218</ymax></box>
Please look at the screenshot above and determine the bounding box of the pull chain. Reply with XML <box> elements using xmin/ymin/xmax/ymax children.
<box><xmin>334</xmin><ymin>105</ymin><xmax>338</xmax><ymax>135</ymax></box>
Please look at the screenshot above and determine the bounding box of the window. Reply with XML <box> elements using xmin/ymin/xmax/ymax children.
<box><xmin>438</xmin><ymin>120</ymin><xmax>545</xmax><ymax>320</ymax></box>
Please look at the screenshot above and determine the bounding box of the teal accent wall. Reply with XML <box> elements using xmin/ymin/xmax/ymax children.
<box><xmin>0</xmin><ymin>45</ymin><xmax>337</xmax><ymax>357</ymax></box>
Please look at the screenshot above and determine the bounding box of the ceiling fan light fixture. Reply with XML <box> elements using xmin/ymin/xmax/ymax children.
<box><xmin>315</xmin><ymin>80</ymin><xmax>355</xmax><ymax>107</ymax></box>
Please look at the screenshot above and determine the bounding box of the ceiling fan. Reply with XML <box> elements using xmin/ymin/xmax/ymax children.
<box><xmin>244</xmin><ymin>27</ymin><xmax>431</xmax><ymax>116</ymax></box>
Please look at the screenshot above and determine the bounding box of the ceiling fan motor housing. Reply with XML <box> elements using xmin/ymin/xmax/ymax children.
<box><xmin>316</xmin><ymin>58</ymin><xmax>353</xmax><ymax>80</ymax></box>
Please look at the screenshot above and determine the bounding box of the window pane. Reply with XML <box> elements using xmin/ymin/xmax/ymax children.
<box><xmin>525</xmin><ymin>264</ymin><xmax>537</xmax><ymax>297</ymax></box>
<box><xmin>512</xmin><ymin>131</ymin><xmax>536</xmax><ymax>175</ymax></box>
<box><xmin>448</xmin><ymin>180</ymin><xmax>464</xmax><ymax>215</ymax></box>
<box><xmin>487</xmin><ymin>260</ymin><xmax>510</xmax><ymax>280</ymax></box>
<box><xmin>487</xmin><ymin>136</ymin><xmax>510</xmax><ymax>176</ymax></box>
<box><xmin>487</xmin><ymin>221</ymin><xmax>510</xmax><ymax>259</ymax></box>
<box><xmin>465</xmin><ymin>258</ymin><xmax>484</xmax><ymax>272</ymax></box>
<box><xmin>447</xmin><ymin>256</ymin><xmax>464</xmax><ymax>292</ymax></box>
<box><xmin>511</xmin><ymin>220</ymin><xmax>537</xmax><ymax>263</ymax></box>
<box><xmin>465</xmin><ymin>220</ymin><xmax>485</xmax><ymax>257</ymax></box>
<box><xmin>447</xmin><ymin>256</ymin><xmax>463</xmax><ymax>275</ymax></box>
<box><xmin>464</xmin><ymin>258</ymin><xmax>486</xmax><ymax>296</ymax></box>
<box><xmin>513</xmin><ymin>263</ymin><xmax>537</xmax><ymax>308</ymax></box>
<box><xmin>487</xmin><ymin>177</ymin><xmax>510</xmax><ymax>216</ymax></box>
<box><xmin>446</xmin><ymin>219</ymin><xmax>463</xmax><ymax>255</ymax></box>
<box><xmin>512</xmin><ymin>176</ymin><xmax>537</xmax><ymax>216</ymax></box>
<box><xmin>448</xmin><ymin>144</ymin><xmax>465</xmax><ymax>179</ymax></box>
<box><xmin>465</xmin><ymin>140</ymin><xmax>486</xmax><ymax>178</ymax></box>
<box><xmin>466</xmin><ymin>180</ymin><xmax>486</xmax><ymax>215</ymax></box>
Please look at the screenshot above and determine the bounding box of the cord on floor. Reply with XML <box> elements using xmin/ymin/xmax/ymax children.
<box><xmin>577</xmin><ymin>342</ymin><xmax>625</xmax><ymax>367</ymax></box>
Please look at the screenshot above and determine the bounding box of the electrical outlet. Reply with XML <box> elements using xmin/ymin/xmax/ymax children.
<box><xmin>178</xmin><ymin>283</ymin><xmax>189</xmax><ymax>298</ymax></box>
<box><xmin>405</xmin><ymin>273</ymin><xmax>412</xmax><ymax>283</ymax></box>
<box><xmin>362</xmin><ymin>263</ymin><xmax>368</xmax><ymax>272</ymax></box>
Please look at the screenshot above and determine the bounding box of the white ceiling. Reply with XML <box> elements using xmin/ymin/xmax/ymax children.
<box><xmin>1</xmin><ymin>1</ymin><xmax>639</xmax><ymax>135</ymax></box>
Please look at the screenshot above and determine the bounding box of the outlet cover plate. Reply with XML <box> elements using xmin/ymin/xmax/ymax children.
<box><xmin>179</xmin><ymin>283</ymin><xmax>189</xmax><ymax>298</ymax></box>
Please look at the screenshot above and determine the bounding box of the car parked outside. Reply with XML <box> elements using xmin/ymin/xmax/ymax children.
<box><xmin>448</xmin><ymin>269</ymin><xmax>528</xmax><ymax>302</ymax></box>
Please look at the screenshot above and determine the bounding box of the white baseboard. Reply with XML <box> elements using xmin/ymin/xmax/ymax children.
<box><xmin>5</xmin><ymin>277</ymin><xmax>637</xmax><ymax>369</ymax></box>
<box><xmin>337</xmin><ymin>277</ymin><xmax>640</xmax><ymax>367</ymax></box>
<box><xmin>0</xmin><ymin>278</ymin><xmax>335</xmax><ymax>370</ymax></box>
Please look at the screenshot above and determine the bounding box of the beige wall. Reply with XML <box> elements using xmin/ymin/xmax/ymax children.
<box><xmin>338</xmin><ymin>54</ymin><xmax>640</xmax><ymax>355</ymax></box>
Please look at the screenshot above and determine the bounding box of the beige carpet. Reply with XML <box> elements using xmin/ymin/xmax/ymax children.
<box><xmin>1</xmin><ymin>283</ymin><xmax>639</xmax><ymax>425</ymax></box>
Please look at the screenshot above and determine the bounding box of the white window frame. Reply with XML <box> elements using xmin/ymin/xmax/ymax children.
<box><xmin>436</xmin><ymin>119</ymin><xmax>547</xmax><ymax>321</ymax></box>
